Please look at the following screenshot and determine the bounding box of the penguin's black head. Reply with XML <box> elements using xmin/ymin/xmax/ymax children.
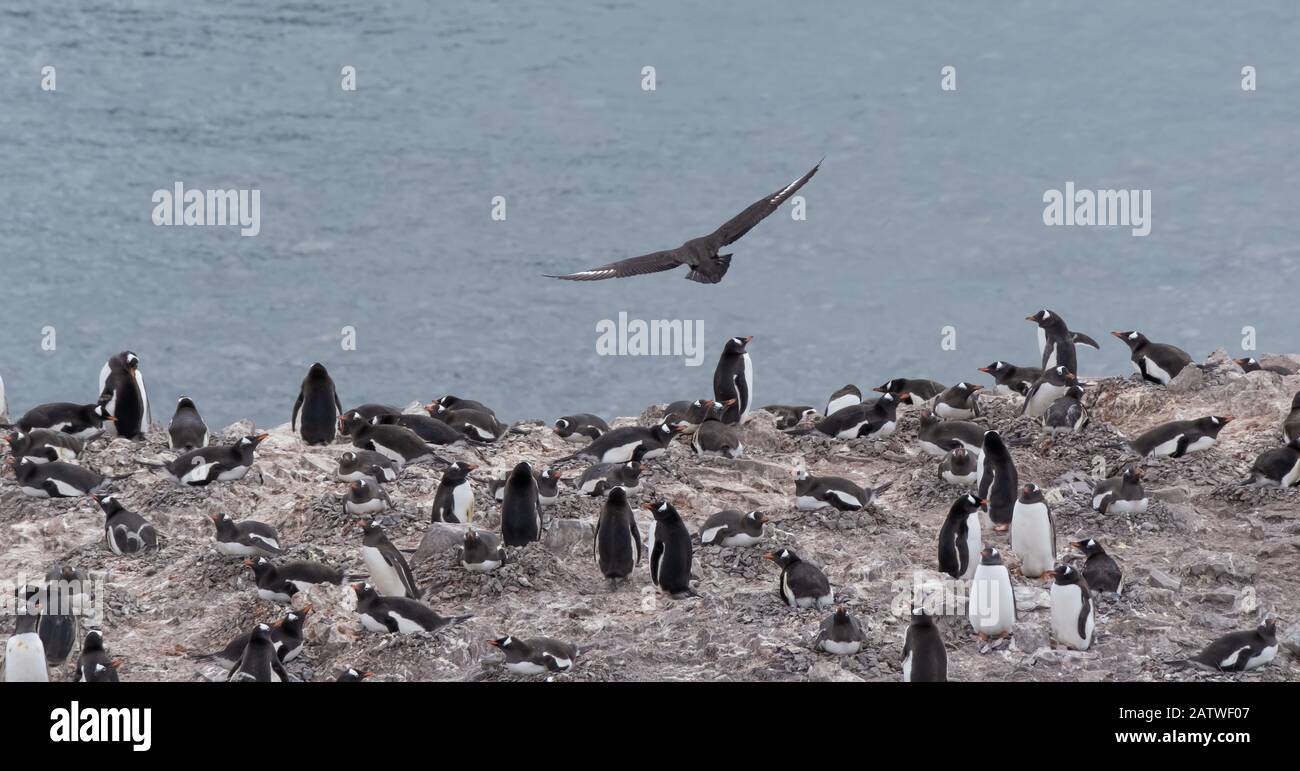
<box><xmin>351</xmin><ymin>582</ymin><xmax>378</xmax><ymax>602</ymax></box>
<box><xmin>606</xmin><ymin>485</ymin><xmax>628</xmax><ymax>507</ymax></box>
<box><xmin>176</xmin><ymin>396</ymin><xmax>197</xmax><ymax>410</ymax></box>
<box><xmin>240</xmin><ymin>433</ymin><xmax>269</xmax><ymax>450</ymax></box>
<box><xmin>1019</xmin><ymin>483</ymin><xmax>1045</xmax><ymax>504</ymax></box>
<box><xmin>918</xmin><ymin>409</ymin><xmax>940</xmax><ymax>427</ymax></box>
<box><xmin>1120</xmin><ymin>463</ymin><xmax>1143</xmax><ymax>482</ymax></box>
<box><xmin>487</xmin><ymin>635</ymin><xmax>516</xmax><ymax>650</ymax></box>
<box><xmin>1072</xmin><ymin>538</ymin><xmax>1104</xmax><ymax>556</ymax></box>
<box><xmin>83</xmin><ymin>629</ymin><xmax>105</xmax><ymax>652</ymax></box>
<box><xmin>338</xmin><ymin>411</ymin><xmax>367</xmax><ymax>435</ymax></box>
<box><xmin>337</xmin><ymin>667</ymin><xmax>373</xmax><ymax>681</ymax></box>
<box><xmin>464</xmin><ymin>527</ymin><xmax>482</xmax><ymax>546</ymax></box>
<box><xmin>509</xmin><ymin>461</ymin><xmax>533</xmax><ymax>482</ymax></box>
<box><xmin>622</xmin><ymin>461</ymin><xmax>642</xmax><ymax>477</ymax></box>
<box><xmin>978</xmin><ymin>361</ymin><xmax>1007</xmax><ymax>376</ymax></box>
<box><xmin>764</xmin><ymin>547</ymin><xmax>798</xmax><ymax>567</ymax></box>
<box><xmin>910</xmin><ymin>608</ymin><xmax>935</xmax><ymax>626</ymax></box>
<box><xmin>1051</xmin><ymin>564</ymin><xmax>1080</xmax><ymax>585</ymax></box>
<box><xmin>724</xmin><ymin>336</ymin><xmax>752</xmax><ymax>354</ymax></box>
<box><xmin>553</xmin><ymin>417</ymin><xmax>571</xmax><ymax>434</ymax></box>
<box><xmin>1064</xmin><ymin>383</ymin><xmax>1085</xmax><ymax>399</ymax></box>
<box><xmin>92</xmin><ymin>494</ymin><xmax>121</xmax><ymax>514</ymax></box>
<box><xmin>832</xmin><ymin>606</ymin><xmax>851</xmax><ymax>623</ymax></box>
<box><xmin>872</xmin><ymin>379</ymin><xmax>904</xmax><ymax>394</ymax></box>
<box><xmin>643</xmin><ymin>499</ymin><xmax>678</xmax><ymax>521</ymax></box>
<box><xmin>124</xmin><ymin>351</ymin><xmax>141</xmax><ymax>370</ymax></box>
<box><xmin>250</xmin><ymin>623</ymin><xmax>273</xmax><ymax>641</ymax></box>
<box><xmin>1199</xmin><ymin>415</ymin><xmax>1234</xmax><ymax>436</ymax></box>
<box><xmin>950</xmin><ymin>446</ymin><xmax>968</xmax><ymax>462</ymax></box>
<box><xmin>1047</xmin><ymin>365</ymin><xmax>1075</xmax><ymax>384</ymax></box>
<box><xmin>1258</xmin><ymin>618</ymin><xmax>1277</xmax><ymax>638</ymax></box>
<box><xmin>979</xmin><ymin>546</ymin><xmax>1001</xmax><ymax>565</ymax></box>
<box><xmin>307</xmin><ymin>362</ymin><xmax>329</xmax><ymax>378</ymax></box>
<box><xmin>245</xmin><ymin>556</ymin><xmax>273</xmax><ymax>577</ymax></box>
<box><xmin>279</xmin><ymin>606</ymin><xmax>310</xmax><ymax>633</ymax></box>
<box><xmin>1111</xmin><ymin>330</ymin><xmax>1147</xmax><ymax>349</ymax></box>
<box><xmin>445</xmin><ymin>461</ymin><xmax>476</xmax><ymax>480</ymax></box>
<box><xmin>655</xmin><ymin>422</ymin><xmax>674</xmax><ymax>438</ymax></box>
<box><xmin>1233</xmin><ymin>357</ymin><xmax>1260</xmax><ymax>372</ymax></box>
<box><xmin>92</xmin><ymin>403</ymin><xmax>114</xmax><ymax>424</ymax></box>
<box><xmin>1026</xmin><ymin>309</ymin><xmax>1062</xmax><ymax>329</ymax></box>
<box><xmin>955</xmin><ymin>493</ymin><xmax>986</xmax><ymax>514</ymax></box>
<box><xmin>744</xmin><ymin>510</ymin><xmax>768</xmax><ymax>528</ymax></box>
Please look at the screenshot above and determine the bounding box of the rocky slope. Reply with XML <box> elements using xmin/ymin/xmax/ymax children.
<box><xmin>2</xmin><ymin>348</ymin><xmax>1298</xmax><ymax>682</ymax></box>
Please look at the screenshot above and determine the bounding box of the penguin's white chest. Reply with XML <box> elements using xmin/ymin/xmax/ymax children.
<box><xmin>452</xmin><ymin>482</ymin><xmax>474</xmax><ymax>520</ymax></box>
<box><xmin>361</xmin><ymin>546</ymin><xmax>407</xmax><ymax>596</ymax></box>
<box><xmin>1050</xmin><ymin>583</ymin><xmax>1093</xmax><ymax>650</ymax></box>
<box><xmin>968</xmin><ymin>564</ymin><xmax>1014</xmax><ymax>635</ymax></box>
<box><xmin>740</xmin><ymin>353</ymin><xmax>753</xmax><ymax>417</ymax></box>
<box><xmin>601</xmin><ymin>440</ymin><xmax>643</xmax><ymax>464</ymax></box>
<box><xmin>4</xmin><ymin>634</ymin><xmax>49</xmax><ymax>682</ymax></box>
<box><xmin>1010</xmin><ymin>502</ymin><xmax>1054</xmax><ymax>577</ymax></box>
<box><xmin>961</xmin><ymin>512</ymin><xmax>982</xmax><ymax>580</ymax></box>
<box><xmin>826</xmin><ymin>394</ymin><xmax>858</xmax><ymax>415</ymax></box>
<box><xmin>1141</xmin><ymin>356</ymin><xmax>1172</xmax><ymax>385</ymax></box>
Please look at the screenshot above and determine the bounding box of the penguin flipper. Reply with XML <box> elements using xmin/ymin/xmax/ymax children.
<box><xmin>1071</xmin><ymin>332</ymin><xmax>1101</xmax><ymax>350</ymax></box>
<box><xmin>1171</xmin><ymin>436</ymin><xmax>1190</xmax><ymax>459</ymax></box>
<box><xmin>291</xmin><ymin>391</ymin><xmax>303</xmax><ymax>432</ymax></box>
<box><xmin>649</xmin><ymin>540</ymin><xmax>664</xmax><ymax>586</ymax></box>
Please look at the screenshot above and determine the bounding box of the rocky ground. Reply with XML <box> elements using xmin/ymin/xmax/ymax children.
<box><xmin>2</xmin><ymin>348</ymin><xmax>1299</xmax><ymax>682</ymax></box>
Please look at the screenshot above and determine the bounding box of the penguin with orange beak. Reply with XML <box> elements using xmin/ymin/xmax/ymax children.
<box><xmin>164</xmin><ymin>433</ymin><xmax>269</xmax><ymax>486</ymax></box>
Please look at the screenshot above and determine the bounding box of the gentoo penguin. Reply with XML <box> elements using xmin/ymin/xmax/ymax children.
<box><xmin>1111</xmin><ymin>330</ymin><xmax>1194</xmax><ymax>385</ymax></box>
<box><xmin>8</xmin><ymin>457</ymin><xmax>109</xmax><ymax>498</ymax></box>
<box><xmin>553</xmin><ymin>414</ymin><xmax>609</xmax><ymax>442</ymax></box>
<box><xmin>199</xmin><ymin>608</ymin><xmax>310</xmax><ymax>667</ymax></box>
<box><xmin>902</xmin><ymin>611</ymin><xmax>947</xmax><ymax>682</ymax></box>
<box><xmin>815</xmin><ymin>607</ymin><xmax>865</xmax><ymax>655</ymax></box>
<box><xmin>1072</xmin><ymin>538</ymin><xmax>1122</xmax><ymax>594</ymax></box>
<box><xmin>227</xmin><ymin>624</ymin><xmax>290</xmax><ymax>682</ymax></box>
<box><xmin>577</xmin><ymin>460</ymin><xmax>643</xmax><ymax>496</ymax></box>
<box><xmin>487</xmin><ymin>636</ymin><xmax>578</xmax><ymax>676</ymax></box>
<box><xmin>699</xmin><ymin>509</ymin><xmax>767</xmax><ymax>547</ymax></box>
<box><xmin>1166</xmin><ymin>618</ymin><xmax>1278</xmax><ymax>672</ymax></box>
<box><xmin>433</xmin><ymin>395</ymin><xmax>495</xmax><ymax>417</ymax></box>
<box><xmin>167</xmin><ymin>396</ymin><xmax>209</xmax><ymax>451</ymax></box>
<box><xmin>39</xmin><ymin>564</ymin><xmax>81</xmax><ymax>665</ymax></box>
<box><xmin>938</xmin><ymin>494</ymin><xmax>984</xmax><ymax>581</ymax></box>
<box><xmin>1010</xmin><ymin>484</ymin><xmax>1055</xmax><ymax>578</ymax></box>
<box><xmin>74</xmin><ymin>630</ymin><xmax>120</xmax><ymax>682</ymax></box>
<box><xmin>291</xmin><ymin>362</ymin><xmax>343</xmax><ymax>445</ymax></box>
<box><xmin>1242</xmin><ymin>436</ymin><xmax>1300</xmax><ymax>487</ymax></box>
<box><xmin>347</xmin><ymin>403</ymin><xmax>402</xmax><ymax>421</ymax></box>
<box><xmin>976</xmin><ymin>430</ymin><xmax>1018</xmax><ymax>531</ymax></box>
<box><xmin>5</xmin><ymin>428</ymin><xmax>83</xmax><ymax>463</ymax></box>
<box><xmin>535</xmin><ymin>467</ymin><xmax>563</xmax><ymax>506</ymax></box>
<box><xmin>647</xmin><ymin>500</ymin><xmax>694</xmax><ymax>597</ymax></box>
<box><xmin>338</xmin><ymin>450</ymin><xmax>399</xmax><ymax>484</ymax></box>
<box><xmin>1234</xmin><ymin>356</ymin><xmax>1294</xmax><ymax>375</ymax></box>
<box><xmin>968</xmin><ymin>547</ymin><xmax>1016</xmax><ymax>640</ymax></box>
<box><xmin>794</xmin><ymin>465</ymin><xmax>891</xmax><ymax>512</ymax></box>
<box><xmin>1027</xmin><ymin>309</ymin><xmax>1099</xmax><ymax>373</ymax></box>
<box><xmin>246</xmin><ymin>556</ymin><xmax>345</xmax><ymax>604</ymax></box>
<box><xmin>934</xmin><ymin>382</ymin><xmax>983</xmax><ymax>420</ymax></box>
<box><xmin>1048</xmin><ymin>564</ymin><xmax>1095</xmax><ymax>651</ymax></box>
<box><xmin>1091</xmin><ymin>463</ymin><xmax>1147</xmax><ymax>514</ymax></box>
<box><xmin>712</xmin><ymin>336</ymin><xmax>754</xmax><ymax>425</ymax></box>
<box><xmin>352</xmin><ymin>582</ymin><xmax>470</xmax><ymax>635</ymax></box>
<box><xmin>939</xmin><ymin>446</ymin><xmax>979</xmax><ymax>487</ymax></box>
<box><xmin>501</xmin><ymin>461</ymin><xmax>543</xmax><ymax>546</ymax></box>
<box><xmin>340</xmin><ymin>412</ymin><xmax>446</xmax><ymax>466</ymax></box>
<box><xmin>978</xmin><ymin>361</ymin><xmax>1042</xmax><ymax>397</ymax></box>
<box><xmin>373</xmin><ymin>412</ymin><xmax>465</xmax><ymax>445</ymax></box>
<box><xmin>1128</xmin><ymin>416</ymin><xmax>1232</xmax><ymax>458</ymax></box>
<box><xmin>488</xmin><ymin>469</ymin><xmax>509</xmax><ymax>502</ymax></box>
<box><xmin>1284</xmin><ymin>392</ymin><xmax>1300</xmax><ymax>443</ymax></box>
<box><xmin>689</xmin><ymin>400</ymin><xmax>744</xmax><ymax>458</ymax></box>
<box><xmin>795</xmin><ymin>392</ymin><xmax>904</xmax><ymax>440</ymax></box>
<box><xmin>461</xmin><ymin>528</ymin><xmax>507</xmax><ymax>572</ymax></box>
<box><xmin>1042</xmin><ymin>383</ymin><xmax>1088</xmax><ymax>436</ymax></box>
<box><xmin>761</xmin><ymin>404</ymin><xmax>820</xmax><ymax>430</ymax></box>
<box><xmin>342</xmin><ymin>478</ymin><xmax>391</xmax><ymax>517</ymax></box>
<box><xmin>351</xmin><ymin>519</ymin><xmax>418</xmax><ymax>599</ymax></box>
<box><xmin>210</xmin><ymin>512</ymin><xmax>282</xmax><ymax>558</ymax></box>
<box><xmin>825</xmin><ymin>385</ymin><xmax>862</xmax><ymax>416</ymax></box>
<box><xmin>97</xmin><ymin>350</ymin><xmax>151</xmax><ymax>439</ymax></box>
<box><xmin>594</xmin><ymin>486</ymin><xmax>643</xmax><ymax>583</ymax></box>
<box><xmin>555</xmin><ymin>422</ymin><xmax>674</xmax><ymax>464</ymax></box>
<box><xmin>94</xmin><ymin>494</ymin><xmax>159</xmax><ymax>555</ymax></box>
<box><xmin>426</xmin><ymin>405</ymin><xmax>506</xmax><ymax>443</ymax></box>
<box><xmin>873</xmin><ymin>378</ymin><xmax>944</xmax><ymax>406</ymax></box>
<box><xmin>1020</xmin><ymin>365</ymin><xmax>1076</xmax><ymax>419</ymax></box>
<box><xmin>164</xmin><ymin>433</ymin><xmax>267</xmax><ymax>486</ymax></box>
<box><xmin>17</xmin><ymin>401</ymin><xmax>113</xmax><ymax>441</ymax></box>
<box><xmin>663</xmin><ymin>399</ymin><xmax>717</xmax><ymax>435</ymax></box>
<box><xmin>5</xmin><ymin>589</ymin><xmax>47</xmax><ymax>682</ymax></box>
<box><xmin>766</xmin><ymin>547</ymin><xmax>832</xmax><ymax>609</ymax></box>
<box><xmin>545</xmin><ymin>161</ymin><xmax>819</xmax><ymax>284</ymax></box>
<box><xmin>431</xmin><ymin>461</ymin><xmax>477</xmax><ymax>523</ymax></box>
<box><xmin>336</xmin><ymin>667</ymin><xmax>373</xmax><ymax>682</ymax></box>
<box><xmin>916</xmin><ymin>410</ymin><xmax>984</xmax><ymax>456</ymax></box>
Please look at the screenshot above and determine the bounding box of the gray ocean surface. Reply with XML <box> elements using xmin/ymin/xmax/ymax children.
<box><xmin>1</xmin><ymin>1</ymin><xmax>1298</xmax><ymax>428</ymax></box>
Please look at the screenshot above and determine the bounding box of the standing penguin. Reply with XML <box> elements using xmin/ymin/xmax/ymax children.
<box><xmin>1111</xmin><ymin>330</ymin><xmax>1194</xmax><ymax>385</ymax></box>
<box><xmin>292</xmin><ymin>363</ymin><xmax>343</xmax><ymax>445</ymax></box>
<box><xmin>901</xmin><ymin>610</ymin><xmax>947</xmax><ymax>682</ymax></box>
<box><xmin>4</xmin><ymin>588</ymin><xmax>47</xmax><ymax>682</ymax></box>
<box><xmin>712</xmin><ymin>336</ymin><xmax>753</xmax><ymax>425</ymax></box>
<box><xmin>431</xmin><ymin>461</ymin><xmax>477</xmax><ymax>523</ymax></box>
<box><xmin>227</xmin><ymin>624</ymin><xmax>290</xmax><ymax>682</ymax></box>
<box><xmin>647</xmin><ymin>500</ymin><xmax>694</xmax><ymax>597</ymax></box>
<box><xmin>98</xmin><ymin>351</ymin><xmax>151</xmax><ymax>439</ymax></box>
<box><xmin>938</xmin><ymin>494</ymin><xmax>983</xmax><ymax>581</ymax></box>
<box><xmin>500</xmin><ymin>461</ymin><xmax>542</xmax><ymax>546</ymax></box>
<box><xmin>594</xmin><ymin>487</ymin><xmax>643</xmax><ymax>583</ymax></box>
<box><xmin>167</xmin><ymin>396</ymin><xmax>209</xmax><ymax>451</ymax></box>
<box><xmin>1010</xmin><ymin>484</ymin><xmax>1055</xmax><ymax>579</ymax></box>
<box><xmin>1027</xmin><ymin>309</ymin><xmax>1099</xmax><ymax>373</ymax></box>
<box><xmin>1072</xmin><ymin>538</ymin><xmax>1122</xmax><ymax>594</ymax></box>
<box><xmin>74</xmin><ymin>629</ymin><xmax>120</xmax><ymax>683</ymax></box>
<box><xmin>976</xmin><ymin>430</ymin><xmax>1018</xmax><ymax>532</ymax></box>
<box><xmin>39</xmin><ymin>564</ymin><xmax>81</xmax><ymax>666</ymax></box>
<box><xmin>968</xmin><ymin>547</ymin><xmax>1016</xmax><ymax>640</ymax></box>
<box><xmin>1048</xmin><ymin>564</ymin><xmax>1095</xmax><ymax>651</ymax></box>
<box><xmin>352</xmin><ymin>519</ymin><xmax>419</xmax><ymax>599</ymax></box>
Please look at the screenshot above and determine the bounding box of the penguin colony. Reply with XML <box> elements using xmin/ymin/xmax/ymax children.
<box><xmin>0</xmin><ymin>325</ymin><xmax>1294</xmax><ymax>683</ymax></box>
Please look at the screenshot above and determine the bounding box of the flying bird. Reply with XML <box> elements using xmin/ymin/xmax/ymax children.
<box><xmin>544</xmin><ymin>161</ymin><xmax>821</xmax><ymax>284</ymax></box>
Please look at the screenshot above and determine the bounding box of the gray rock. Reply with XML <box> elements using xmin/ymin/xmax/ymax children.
<box><xmin>1149</xmin><ymin>486</ymin><xmax>1191</xmax><ymax>503</ymax></box>
<box><xmin>1168</xmin><ymin>364</ymin><xmax>1204</xmax><ymax>393</ymax></box>
<box><xmin>1281</xmin><ymin>620</ymin><xmax>1300</xmax><ymax>656</ymax></box>
<box><xmin>807</xmin><ymin>660</ymin><xmax>866</xmax><ymax>682</ymax></box>
<box><xmin>544</xmin><ymin>518</ymin><xmax>594</xmax><ymax>553</ymax></box>
<box><xmin>1014</xmin><ymin>585</ymin><xmax>1050</xmax><ymax>612</ymax></box>
<box><xmin>1148</xmin><ymin>568</ymin><xmax>1181</xmax><ymax>590</ymax></box>
<box><xmin>1012</xmin><ymin>623</ymin><xmax>1050</xmax><ymax>654</ymax></box>
<box><xmin>1182</xmin><ymin>549</ymin><xmax>1258</xmax><ymax>582</ymax></box>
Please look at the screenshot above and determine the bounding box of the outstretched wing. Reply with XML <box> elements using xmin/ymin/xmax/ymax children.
<box><xmin>708</xmin><ymin>161</ymin><xmax>820</xmax><ymax>247</ymax></box>
<box><xmin>1071</xmin><ymin>332</ymin><xmax>1101</xmax><ymax>350</ymax></box>
<box><xmin>544</xmin><ymin>249</ymin><xmax>685</xmax><ymax>281</ymax></box>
